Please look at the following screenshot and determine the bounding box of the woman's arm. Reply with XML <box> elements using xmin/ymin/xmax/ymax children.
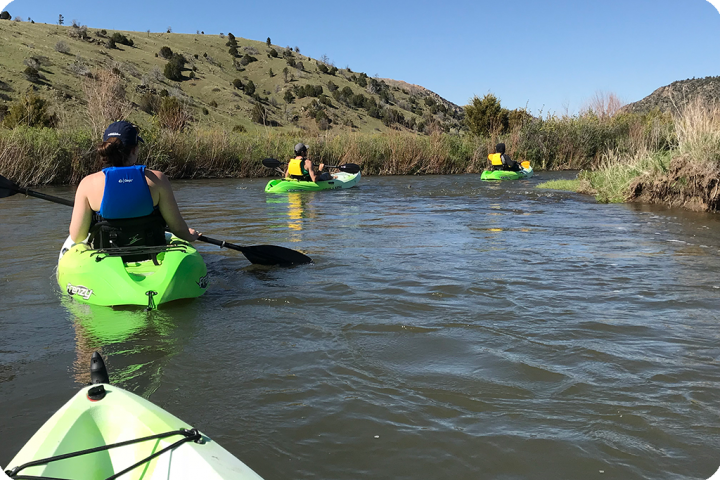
<box><xmin>69</xmin><ymin>178</ymin><xmax>93</xmax><ymax>243</ymax></box>
<box><xmin>149</xmin><ymin>170</ymin><xmax>200</xmax><ymax>242</ymax></box>
<box><xmin>306</xmin><ymin>159</ymin><xmax>318</xmax><ymax>182</ymax></box>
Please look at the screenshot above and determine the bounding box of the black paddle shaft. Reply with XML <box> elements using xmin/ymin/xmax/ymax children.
<box><xmin>0</xmin><ymin>176</ymin><xmax>74</xmax><ymax>205</ymax></box>
<box><xmin>0</xmin><ymin>174</ymin><xmax>312</xmax><ymax>266</ymax></box>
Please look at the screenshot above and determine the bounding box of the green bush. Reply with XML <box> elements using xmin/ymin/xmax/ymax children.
<box><xmin>464</xmin><ymin>94</ymin><xmax>507</xmax><ymax>137</ymax></box>
<box><xmin>244</xmin><ymin>80</ymin><xmax>255</xmax><ymax>96</ymax></box>
<box><xmin>233</xmin><ymin>78</ymin><xmax>243</xmax><ymax>89</ymax></box>
<box><xmin>159</xmin><ymin>46</ymin><xmax>173</xmax><ymax>59</ymax></box>
<box><xmin>283</xmin><ymin>90</ymin><xmax>294</xmax><ymax>103</ymax></box>
<box><xmin>269</xmin><ymin>48</ymin><xmax>278</xmax><ymax>58</ymax></box>
<box><xmin>2</xmin><ymin>92</ymin><xmax>56</xmax><ymax>128</ymax></box>
<box><xmin>239</xmin><ymin>54</ymin><xmax>257</xmax><ymax>66</ymax></box>
<box><xmin>23</xmin><ymin>66</ymin><xmax>40</xmax><ymax>83</ymax></box>
<box><xmin>164</xmin><ymin>61</ymin><xmax>182</xmax><ymax>81</ymax></box>
<box><xmin>209</xmin><ymin>100</ymin><xmax>218</xmax><ymax>108</ymax></box>
<box><xmin>138</xmin><ymin>93</ymin><xmax>160</xmax><ymax>114</ymax></box>
<box><xmin>110</xmin><ymin>32</ymin><xmax>133</xmax><ymax>46</ymax></box>
<box><xmin>250</xmin><ymin>103</ymin><xmax>266</xmax><ymax>124</ymax></box>
<box><xmin>232</xmin><ymin>124</ymin><xmax>246</xmax><ymax>133</ymax></box>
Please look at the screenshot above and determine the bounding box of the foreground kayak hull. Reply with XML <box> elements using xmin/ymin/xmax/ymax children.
<box><xmin>265</xmin><ymin>171</ymin><xmax>361</xmax><ymax>193</ymax></box>
<box><xmin>57</xmin><ymin>236</ymin><xmax>208</xmax><ymax>308</ymax></box>
<box><xmin>4</xmin><ymin>384</ymin><xmax>263</xmax><ymax>479</ymax></box>
<box><xmin>480</xmin><ymin>167</ymin><xmax>534</xmax><ymax>181</ymax></box>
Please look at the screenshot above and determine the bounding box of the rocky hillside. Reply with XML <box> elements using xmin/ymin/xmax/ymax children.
<box><xmin>622</xmin><ymin>76</ymin><xmax>720</xmax><ymax>115</ymax></box>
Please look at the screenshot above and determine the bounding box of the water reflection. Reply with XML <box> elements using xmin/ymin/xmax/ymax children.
<box><xmin>65</xmin><ymin>298</ymin><xmax>193</xmax><ymax>396</ymax></box>
<box><xmin>265</xmin><ymin>193</ymin><xmax>318</xmax><ymax>242</ymax></box>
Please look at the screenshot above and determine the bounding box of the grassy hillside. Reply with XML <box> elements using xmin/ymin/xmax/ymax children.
<box><xmin>0</xmin><ymin>19</ymin><xmax>464</xmax><ymax>134</ymax></box>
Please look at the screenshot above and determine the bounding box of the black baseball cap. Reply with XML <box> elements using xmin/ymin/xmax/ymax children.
<box><xmin>103</xmin><ymin>121</ymin><xmax>144</xmax><ymax>146</ymax></box>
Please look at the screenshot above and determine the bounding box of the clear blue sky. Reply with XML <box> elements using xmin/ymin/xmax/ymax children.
<box><xmin>3</xmin><ymin>0</ymin><xmax>719</xmax><ymax>115</ymax></box>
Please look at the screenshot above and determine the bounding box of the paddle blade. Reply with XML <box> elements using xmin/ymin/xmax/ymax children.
<box><xmin>262</xmin><ymin>158</ymin><xmax>282</xmax><ymax>169</ymax></box>
<box><xmin>197</xmin><ymin>235</ymin><xmax>313</xmax><ymax>266</ymax></box>
<box><xmin>338</xmin><ymin>163</ymin><xmax>361</xmax><ymax>174</ymax></box>
<box><xmin>0</xmin><ymin>175</ymin><xmax>20</xmax><ymax>199</ymax></box>
<box><xmin>240</xmin><ymin>244</ymin><xmax>313</xmax><ymax>266</ymax></box>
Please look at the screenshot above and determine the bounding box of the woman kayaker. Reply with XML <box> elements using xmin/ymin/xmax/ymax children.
<box><xmin>284</xmin><ymin>143</ymin><xmax>334</xmax><ymax>182</ymax></box>
<box><xmin>493</xmin><ymin>143</ymin><xmax>521</xmax><ymax>172</ymax></box>
<box><xmin>69</xmin><ymin>121</ymin><xmax>200</xmax><ymax>247</ymax></box>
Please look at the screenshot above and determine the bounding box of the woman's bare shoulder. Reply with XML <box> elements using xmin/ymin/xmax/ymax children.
<box><xmin>78</xmin><ymin>171</ymin><xmax>104</xmax><ymax>189</ymax></box>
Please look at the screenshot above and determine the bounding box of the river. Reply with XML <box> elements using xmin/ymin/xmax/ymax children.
<box><xmin>1</xmin><ymin>172</ymin><xmax>719</xmax><ymax>479</ymax></box>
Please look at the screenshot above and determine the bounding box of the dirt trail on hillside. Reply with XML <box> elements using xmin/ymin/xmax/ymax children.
<box><xmin>627</xmin><ymin>155</ymin><xmax>720</xmax><ymax>212</ymax></box>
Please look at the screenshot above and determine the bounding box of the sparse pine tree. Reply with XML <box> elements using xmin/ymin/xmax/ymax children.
<box><xmin>266</xmin><ymin>37</ymin><xmax>271</xmax><ymax>46</ymax></box>
<box><xmin>269</xmin><ymin>68</ymin><xmax>274</xmax><ymax>77</ymax></box>
<box><xmin>0</xmin><ymin>11</ymin><xmax>11</xmax><ymax>20</ymax></box>
<box><xmin>58</xmin><ymin>14</ymin><xmax>63</xmax><ymax>25</ymax></box>
<box><xmin>284</xmin><ymin>90</ymin><xmax>294</xmax><ymax>104</ymax></box>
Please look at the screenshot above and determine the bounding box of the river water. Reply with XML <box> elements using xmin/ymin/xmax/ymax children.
<box><xmin>1</xmin><ymin>172</ymin><xmax>719</xmax><ymax>479</ymax></box>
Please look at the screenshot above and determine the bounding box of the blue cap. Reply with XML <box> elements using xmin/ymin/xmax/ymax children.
<box><xmin>103</xmin><ymin>121</ymin><xmax>144</xmax><ymax>146</ymax></box>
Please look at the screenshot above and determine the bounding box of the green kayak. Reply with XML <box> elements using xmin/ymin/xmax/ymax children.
<box><xmin>4</xmin><ymin>356</ymin><xmax>263</xmax><ymax>480</ymax></box>
<box><xmin>265</xmin><ymin>171</ymin><xmax>361</xmax><ymax>193</ymax></box>
<box><xmin>57</xmin><ymin>235</ymin><xmax>208</xmax><ymax>309</ymax></box>
<box><xmin>481</xmin><ymin>166</ymin><xmax>534</xmax><ymax>181</ymax></box>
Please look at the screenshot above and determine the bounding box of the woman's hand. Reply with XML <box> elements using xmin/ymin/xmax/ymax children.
<box><xmin>187</xmin><ymin>228</ymin><xmax>201</xmax><ymax>242</ymax></box>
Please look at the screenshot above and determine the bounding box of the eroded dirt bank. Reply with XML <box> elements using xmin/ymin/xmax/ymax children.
<box><xmin>628</xmin><ymin>156</ymin><xmax>720</xmax><ymax>212</ymax></box>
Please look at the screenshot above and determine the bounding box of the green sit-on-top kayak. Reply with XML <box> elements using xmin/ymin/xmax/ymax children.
<box><xmin>3</xmin><ymin>362</ymin><xmax>263</xmax><ymax>479</ymax></box>
<box><xmin>57</xmin><ymin>235</ymin><xmax>208</xmax><ymax>309</ymax></box>
<box><xmin>265</xmin><ymin>171</ymin><xmax>361</xmax><ymax>193</ymax></box>
<box><xmin>480</xmin><ymin>166</ymin><xmax>534</xmax><ymax>181</ymax></box>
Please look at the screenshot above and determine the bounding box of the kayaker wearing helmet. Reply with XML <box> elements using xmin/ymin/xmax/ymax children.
<box><xmin>69</xmin><ymin>121</ymin><xmax>200</xmax><ymax>247</ymax></box>
<box><xmin>487</xmin><ymin>143</ymin><xmax>521</xmax><ymax>172</ymax></box>
<box><xmin>284</xmin><ymin>143</ymin><xmax>334</xmax><ymax>182</ymax></box>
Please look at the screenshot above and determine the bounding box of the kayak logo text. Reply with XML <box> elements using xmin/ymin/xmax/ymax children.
<box><xmin>197</xmin><ymin>274</ymin><xmax>209</xmax><ymax>289</ymax></box>
<box><xmin>66</xmin><ymin>283</ymin><xmax>94</xmax><ymax>300</ymax></box>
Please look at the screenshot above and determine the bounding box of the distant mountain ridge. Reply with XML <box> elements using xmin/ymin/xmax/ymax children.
<box><xmin>622</xmin><ymin>76</ymin><xmax>720</xmax><ymax>115</ymax></box>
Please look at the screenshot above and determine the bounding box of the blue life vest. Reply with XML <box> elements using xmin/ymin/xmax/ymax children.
<box><xmin>89</xmin><ymin>165</ymin><xmax>167</xmax><ymax>254</ymax></box>
<box><xmin>98</xmin><ymin>165</ymin><xmax>155</xmax><ymax>219</ymax></box>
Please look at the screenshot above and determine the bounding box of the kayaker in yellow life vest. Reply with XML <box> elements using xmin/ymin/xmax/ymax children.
<box><xmin>284</xmin><ymin>143</ymin><xmax>334</xmax><ymax>182</ymax></box>
<box><xmin>488</xmin><ymin>143</ymin><xmax>521</xmax><ymax>172</ymax></box>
